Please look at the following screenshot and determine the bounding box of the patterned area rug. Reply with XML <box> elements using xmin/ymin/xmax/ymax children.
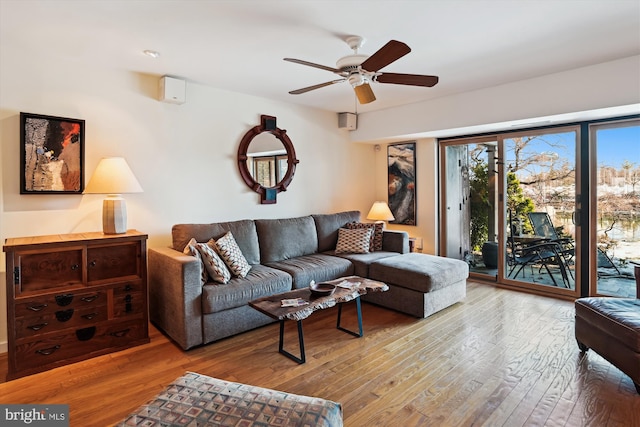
<box><xmin>116</xmin><ymin>371</ymin><xmax>343</xmax><ymax>426</ymax></box>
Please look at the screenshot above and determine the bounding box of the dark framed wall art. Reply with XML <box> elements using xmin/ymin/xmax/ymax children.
<box><xmin>20</xmin><ymin>112</ymin><xmax>85</xmax><ymax>194</ymax></box>
<box><xmin>387</xmin><ymin>141</ymin><xmax>416</xmax><ymax>225</ymax></box>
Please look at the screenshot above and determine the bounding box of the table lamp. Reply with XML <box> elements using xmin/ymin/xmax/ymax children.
<box><xmin>366</xmin><ymin>201</ymin><xmax>395</xmax><ymax>227</ymax></box>
<box><xmin>84</xmin><ymin>157</ymin><xmax>143</xmax><ymax>234</ymax></box>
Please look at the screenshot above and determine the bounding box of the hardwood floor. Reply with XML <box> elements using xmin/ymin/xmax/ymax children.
<box><xmin>1</xmin><ymin>281</ymin><xmax>638</xmax><ymax>426</ymax></box>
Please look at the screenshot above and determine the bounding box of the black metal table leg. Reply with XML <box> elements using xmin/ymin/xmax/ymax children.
<box><xmin>337</xmin><ymin>296</ymin><xmax>363</xmax><ymax>337</ymax></box>
<box><xmin>279</xmin><ymin>319</ymin><xmax>305</xmax><ymax>364</ymax></box>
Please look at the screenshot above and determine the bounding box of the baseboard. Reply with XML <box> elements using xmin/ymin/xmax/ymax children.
<box><xmin>0</xmin><ymin>341</ymin><xmax>7</xmax><ymax>354</ymax></box>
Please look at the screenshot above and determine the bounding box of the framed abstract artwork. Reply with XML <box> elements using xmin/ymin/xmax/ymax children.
<box><xmin>20</xmin><ymin>112</ymin><xmax>85</xmax><ymax>194</ymax></box>
<box><xmin>387</xmin><ymin>141</ymin><xmax>416</xmax><ymax>225</ymax></box>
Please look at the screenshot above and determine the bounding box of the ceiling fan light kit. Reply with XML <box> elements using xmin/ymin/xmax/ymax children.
<box><xmin>354</xmin><ymin>83</ymin><xmax>376</xmax><ymax>104</ymax></box>
<box><xmin>284</xmin><ymin>36</ymin><xmax>439</xmax><ymax>105</ymax></box>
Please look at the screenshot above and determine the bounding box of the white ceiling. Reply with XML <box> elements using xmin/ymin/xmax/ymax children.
<box><xmin>1</xmin><ymin>0</ymin><xmax>639</xmax><ymax>114</ymax></box>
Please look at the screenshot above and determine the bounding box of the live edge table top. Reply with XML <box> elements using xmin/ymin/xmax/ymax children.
<box><xmin>249</xmin><ymin>275</ymin><xmax>388</xmax><ymax>322</ymax></box>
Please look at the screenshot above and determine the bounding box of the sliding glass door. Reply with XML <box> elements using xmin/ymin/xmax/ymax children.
<box><xmin>501</xmin><ymin>128</ymin><xmax>578</xmax><ymax>295</ymax></box>
<box><xmin>440</xmin><ymin>127</ymin><xmax>580</xmax><ymax>298</ymax></box>
<box><xmin>590</xmin><ymin>119</ymin><xmax>640</xmax><ymax>297</ymax></box>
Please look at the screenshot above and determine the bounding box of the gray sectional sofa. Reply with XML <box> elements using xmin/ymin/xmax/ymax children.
<box><xmin>148</xmin><ymin>210</ymin><xmax>468</xmax><ymax>350</ymax></box>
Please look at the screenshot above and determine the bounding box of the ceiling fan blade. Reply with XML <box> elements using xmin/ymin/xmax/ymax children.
<box><xmin>376</xmin><ymin>73</ymin><xmax>439</xmax><ymax>87</ymax></box>
<box><xmin>284</xmin><ymin>58</ymin><xmax>343</xmax><ymax>74</ymax></box>
<box><xmin>289</xmin><ymin>79</ymin><xmax>345</xmax><ymax>95</ymax></box>
<box><xmin>360</xmin><ymin>40</ymin><xmax>411</xmax><ymax>72</ymax></box>
<box><xmin>354</xmin><ymin>83</ymin><xmax>376</xmax><ymax>104</ymax></box>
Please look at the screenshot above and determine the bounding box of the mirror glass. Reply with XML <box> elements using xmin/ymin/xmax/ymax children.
<box><xmin>246</xmin><ymin>133</ymin><xmax>288</xmax><ymax>188</ymax></box>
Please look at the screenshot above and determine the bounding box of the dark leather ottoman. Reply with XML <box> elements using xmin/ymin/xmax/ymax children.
<box><xmin>575</xmin><ymin>265</ymin><xmax>640</xmax><ymax>394</ymax></box>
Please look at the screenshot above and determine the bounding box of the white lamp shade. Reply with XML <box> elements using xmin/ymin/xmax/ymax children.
<box><xmin>84</xmin><ymin>157</ymin><xmax>143</xmax><ymax>195</ymax></box>
<box><xmin>366</xmin><ymin>201</ymin><xmax>395</xmax><ymax>221</ymax></box>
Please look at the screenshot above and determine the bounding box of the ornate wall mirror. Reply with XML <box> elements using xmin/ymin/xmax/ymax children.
<box><xmin>237</xmin><ymin>115</ymin><xmax>299</xmax><ymax>204</ymax></box>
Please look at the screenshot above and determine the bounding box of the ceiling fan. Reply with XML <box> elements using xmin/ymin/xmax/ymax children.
<box><xmin>284</xmin><ymin>36</ymin><xmax>439</xmax><ymax>105</ymax></box>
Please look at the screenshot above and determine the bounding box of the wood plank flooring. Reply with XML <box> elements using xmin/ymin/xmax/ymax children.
<box><xmin>1</xmin><ymin>281</ymin><xmax>638</xmax><ymax>426</ymax></box>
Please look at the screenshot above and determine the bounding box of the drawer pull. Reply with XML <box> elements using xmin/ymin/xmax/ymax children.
<box><xmin>124</xmin><ymin>284</ymin><xmax>133</xmax><ymax>291</ymax></box>
<box><xmin>81</xmin><ymin>312</ymin><xmax>98</xmax><ymax>320</ymax></box>
<box><xmin>89</xmin><ymin>260</ymin><xmax>97</xmax><ymax>267</ymax></box>
<box><xmin>55</xmin><ymin>294</ymin><xmax>74</xmax><ymax>306</ymax></box>
<box><xmin>71</xmin><ymin>264</ymin><xmax>80</xmax><ymax>270</ymax></box>
<box><xmin>27</xmin><ymin>322</ymin><xmax>49</xmax><ymax>331</ymax></box>
<box><xmin>36</xmin><ymin>345</ymin><xmax>61</xmax><ymax>356</ymax></box>
<box><xmin>75</xmin><ymin>326</ymin><xmax>96</xmax><ymax>341</ymax></box>
<box><xmin>81</xmin><ymin>295</ymin><xmax>99</xmax><ymax>303</ymax></box>
<box><xmin>55</xmin><ymin>309</ymin><xmax>74</xmax><ymax>322</ymax></box>
<box><xmin>110</xmin><ymin>328</ymin><xmax>131</xmax><ymax>338</ymax></box>
<box><xmin>27</xmin><ymin>304</ymin><xmax>48</xmax><ymax>312</ymax></box>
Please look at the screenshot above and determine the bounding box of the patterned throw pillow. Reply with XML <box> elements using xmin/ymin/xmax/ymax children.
<box><xmin>335</xmin><ymin>227</ymin><xmax>373</xmax><ymax>254</ymax></box>
<box><xmin>183</xmin><ymin>238</ymin><xmax>209</xmax><ymax>285</ymax></box>
<box><xmin>213</xmin><ymin>232</ymin><xmax>251</xmax><ymax>278</ymax></box>
<box><xmin>194</xmin><ymin>240</ymin><xmax>232</xmax><ymax>284</ymax></box>
<box><xmin>345</xmin><ymin>222</ymin><xmax>384</xmax><ymax>251</ymax></box>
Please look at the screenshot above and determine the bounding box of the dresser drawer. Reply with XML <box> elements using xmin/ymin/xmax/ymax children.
<box><xmin>14</xmin><ymin>291</ymin><xmax>106</xmax><ymax>318</ymax></box>
<box><xmin>15</xmin><ymin>305</ymin><xmax>108</xmax><ymax>340</ymax></box>
<box><xmin>13</xmin><ymin>320</ymin><xmax>148</xmax><ymax>373</ymax></box>
<box><xmin>112</xmin><ymin>280</ymin><xmax>144</xmax><ymax>296</ymax></box>
<box><xmin>113</xmin><ymin>291</ymin><xmax>145</xmax><ymax>318</ymax></box>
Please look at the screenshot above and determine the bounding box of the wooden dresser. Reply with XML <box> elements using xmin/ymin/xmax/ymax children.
<box><xmin>3</xmin><ymin>230</ymin><xmax>149</xmax><ymax>380</ymax></box>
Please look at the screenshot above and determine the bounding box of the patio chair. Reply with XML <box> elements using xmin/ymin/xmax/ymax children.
<box><xmin>527</xmin><ymin>212</ymin><xmax>575</xmax><ymax>265</ymax></box>
<box><xmin>508</xmin><ymin>211</ymin><xmax>571</xmax><ymax>288</ymax></box>
<box><xmin>575</xmin><ymin>264</ymin><xmax>640</xmax><ymax>394</ymax></box>
<box><xmin>528</xmin><ymin>211</ymin><xmax>622</xmax><ymax>277</ymax></box>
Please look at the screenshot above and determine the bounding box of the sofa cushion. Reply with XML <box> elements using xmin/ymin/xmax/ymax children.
<box><xmin>214</xmin><ymin>232</ymin><xmax>251</xmax><ymax>278</ymax></box>
<box><xmin>345</xmin><ymin>222</ymin><xmax>383</xmax><ymax>251</ymax></box>
<box><xmin>369</xmin><ymin>253</ymin><xmax>469</xmax><ymax>293</ymax></box>
<box><xmin>202</xmin><ymin>265</ymin><xmax>292</xmax><ymax>314</ymax></box>
<box><xmin>332</xmin><ymin>251</ymin><xmax>401</xmax><ymax>278</ymax></box>
<box><xmin>195</xmin><ymin>240</ymin><xmax>231</xmax><ymax>284</ymax></box>
<box><xmin>172</xmin><ymin>220</ymin><xmax>261</xmax><ymax>265</ymax></box>
<box><xmin>335</xmin><ymin>227</ymin><xmax>373</xmax><ymax>254</ymax></box>
<box><xmin>256</xmin><ymin>216</ymin><xmax>318</xmax><ymax>263</ymax></box>
<box><xmin>312</xmin><ymin>211</ymin><xmax>361</xmax><ymax>252</ymax></box>
<box><xmin>266</xmin><ymin>254</ymin><xmax>354</xmax><ymax>289</ymax></box>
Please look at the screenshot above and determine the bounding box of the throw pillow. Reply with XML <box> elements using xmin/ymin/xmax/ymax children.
<box><xmin>345</xmin><ymin>221</ymin><xmax>383</xmax><ymax>251</ymax></box>
<box><xmin>335</xmin><ymin>227</ymin><xmax>373</xmax><ymax>254</ymax></box>
<box><xmin>214</xmin><ymin>231</ymin><xmax>252</xmax><ymax>278</ymax></box>
<box><xmin>195</xmin><ymin>240</ymin><xmax>232</xmax><ymax>284</ymax></box>
<box><xmin>183</xmin><ymin>238</ymin><xmax>209</xmax><ymax>285</ymax></box>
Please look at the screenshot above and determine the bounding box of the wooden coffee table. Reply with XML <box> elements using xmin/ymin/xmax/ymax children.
<box><xmin>249</xmin><ymin>275</ymin><xmax>388</xmax><ymax>363</ymax></box>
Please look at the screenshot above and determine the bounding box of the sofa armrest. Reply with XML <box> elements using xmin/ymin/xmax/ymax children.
<box><xmin>148</xmin><ymin>247</ymin><xmax>204</xmax><ymax>350</ymax></box>
<box><xmin>382</xmin><ymin>230</ymin><xmax>409</xmax><ymax>254</ymax></box>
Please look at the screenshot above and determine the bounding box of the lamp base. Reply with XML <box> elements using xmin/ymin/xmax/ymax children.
<box><xmin>103</xmin><ymin>195</ymin><xmax>127</xmax><ymax>234</ymax></box>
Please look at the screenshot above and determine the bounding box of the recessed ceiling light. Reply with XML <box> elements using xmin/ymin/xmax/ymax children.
<box><xmin>143</xmin><ymin>50</ymin><xmax>160</xmax><ymax>58</ymax></box>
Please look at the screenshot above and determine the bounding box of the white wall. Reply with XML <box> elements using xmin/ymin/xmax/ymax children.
<box><xmin>0</xmin><ymin>46</ymin><xmax>375</xmax><ymax>349</ymax></box>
